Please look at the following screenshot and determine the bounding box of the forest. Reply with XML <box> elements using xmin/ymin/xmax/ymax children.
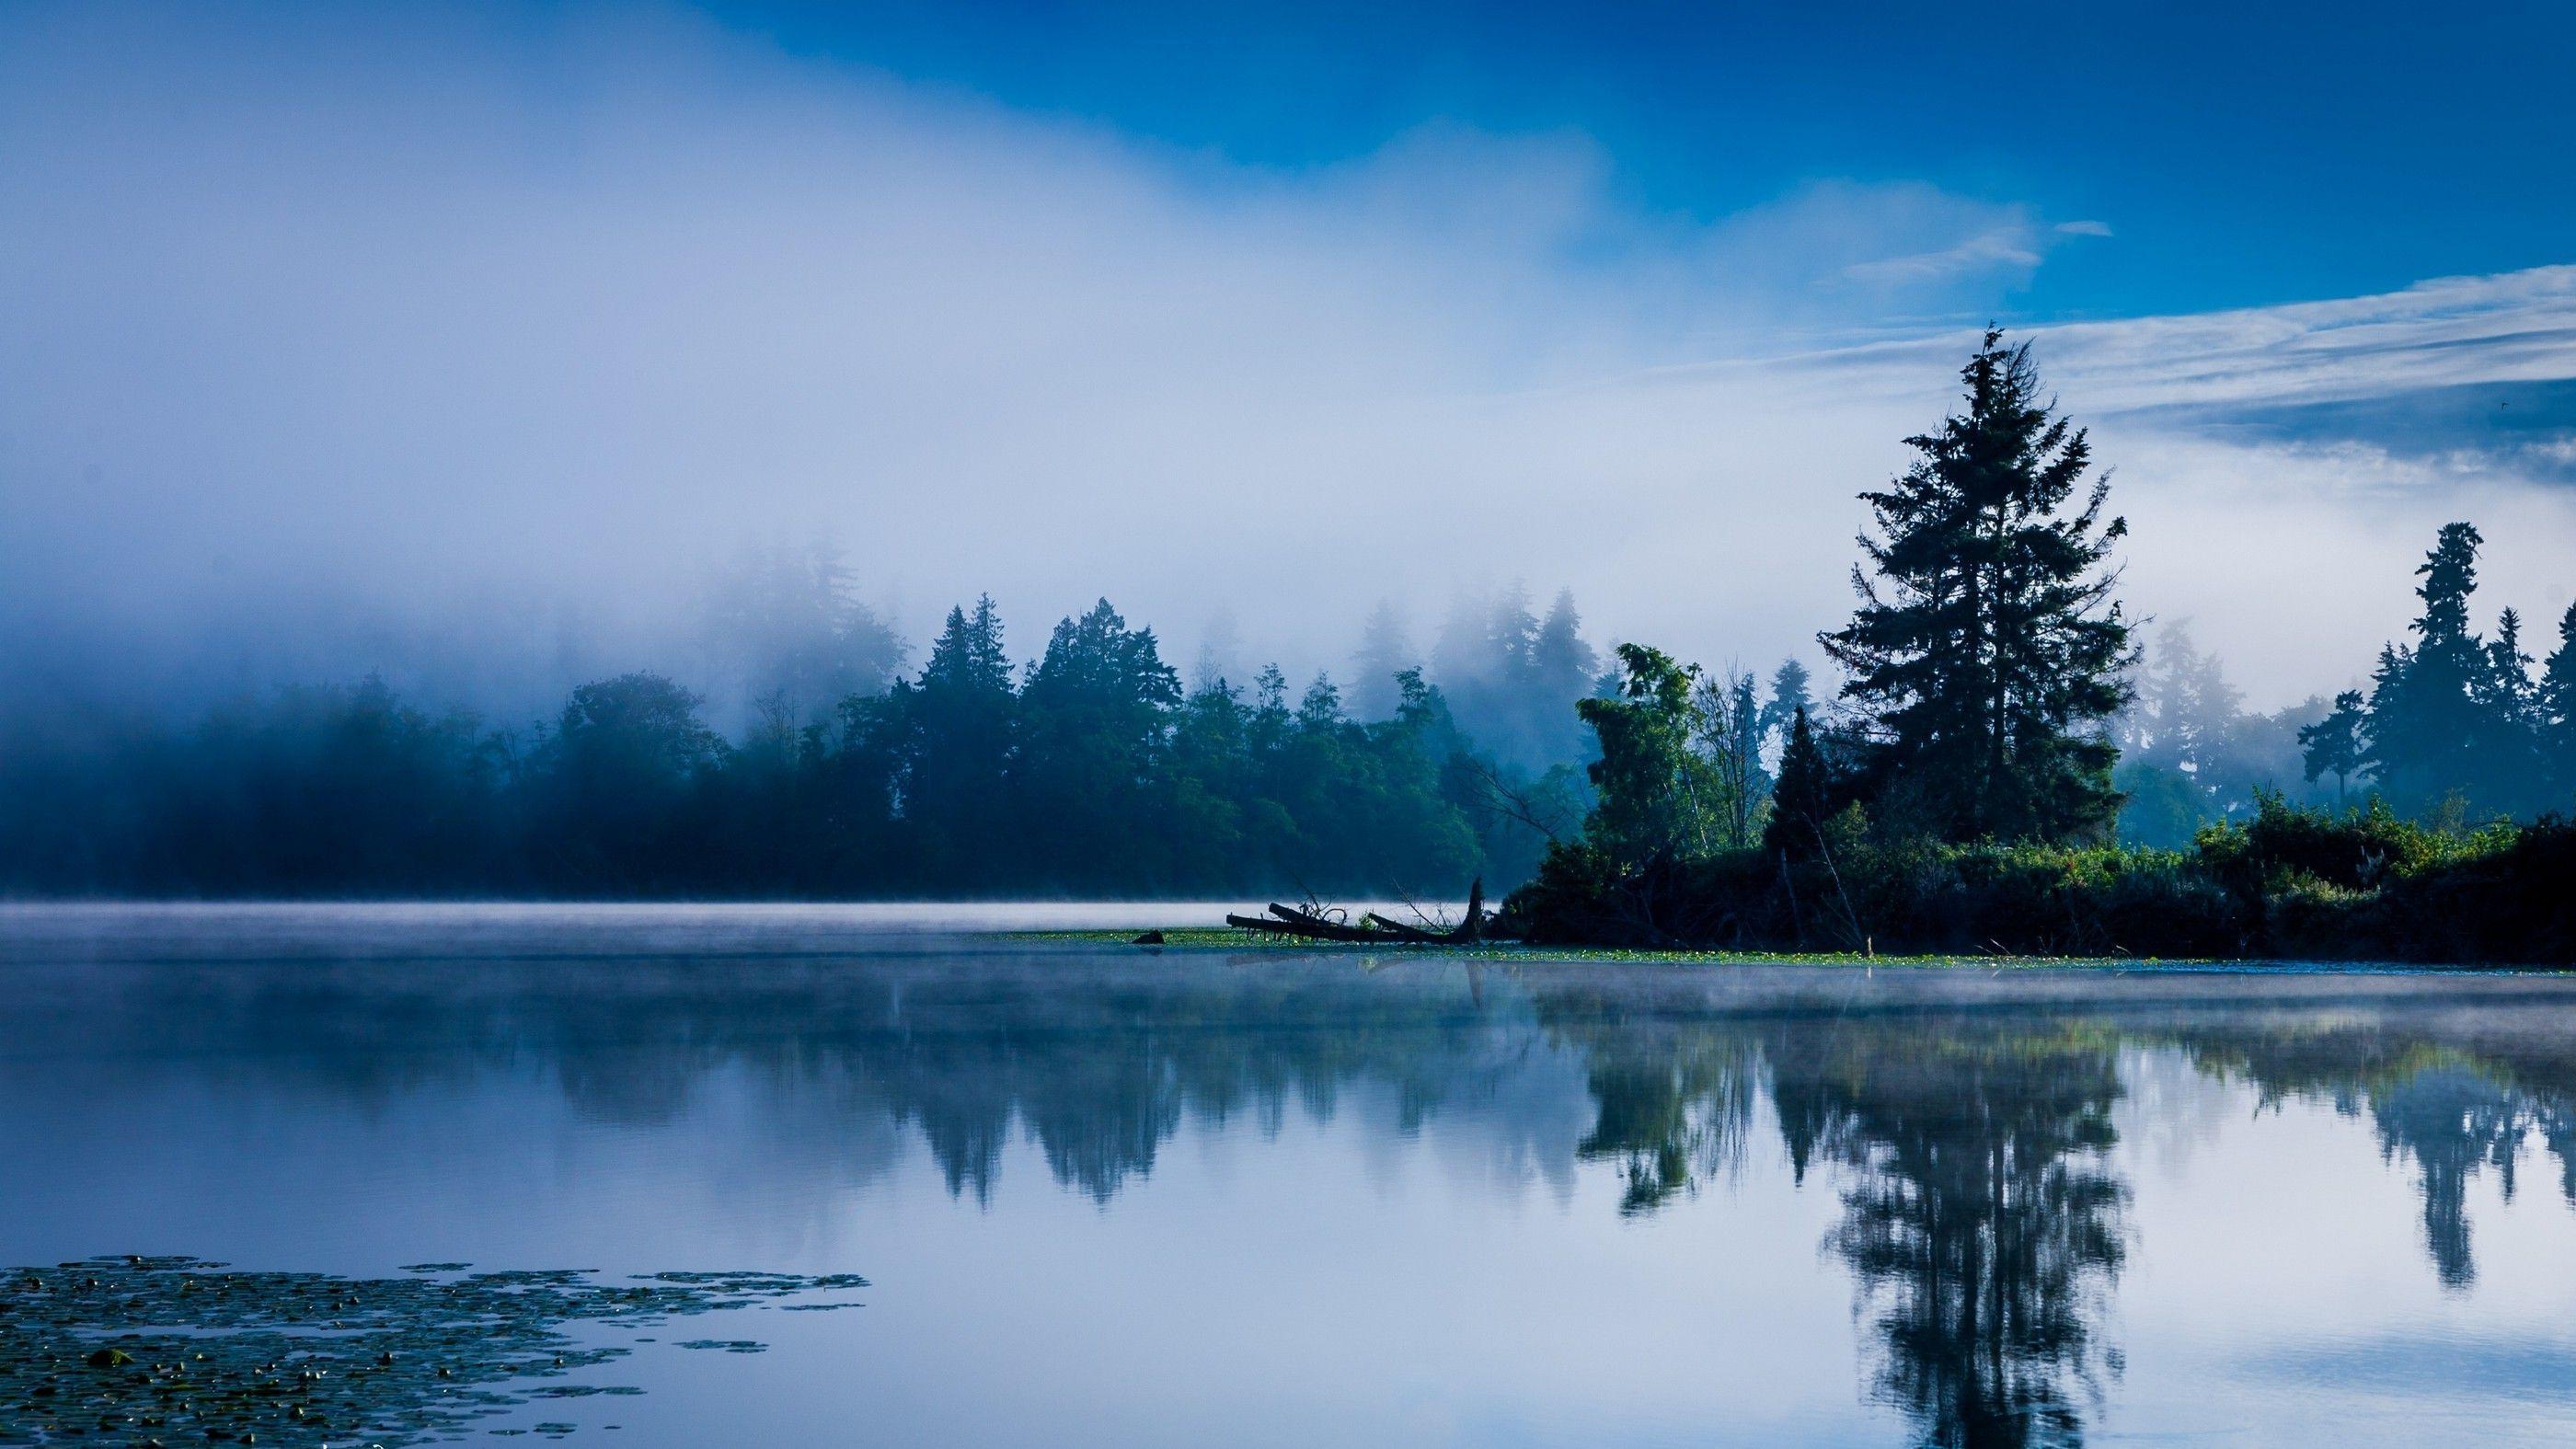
<box><xmin>1507</xmin><ymin>333</ymin><xmax>2576</xmax><ymax>962</ymax></box>
<box><xmin>2</xmin><ymin>334</ymin><xmax>2570</xmax><ymax>922</ymax></box>
<box><xmin>0</xmin><ymin>575</ymin><xmax>1609</xmax><ymax>898</ymax></box>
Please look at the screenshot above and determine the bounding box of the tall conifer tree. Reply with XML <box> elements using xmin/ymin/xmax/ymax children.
<box><xmin>2539</xmin><ymin>603</ymin><xmax>2576</xmax><ymax>806</ymax></box>
<box><xmin>1764</xmin><ymin>705</ymin><xmax>1832</xmax><ymax>857</ymax></box>
<box><xmin>2363</xmin><ymin>523</ymin><xmax>2504</xmax><ymax>811</ymax></box>
<box><xmin>1821</xmin><ymin>331</ymin><xmax>2134</xmax><ymax>843</ymax></box>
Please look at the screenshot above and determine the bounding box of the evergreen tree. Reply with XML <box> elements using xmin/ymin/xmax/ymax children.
<box><xmin>1530</xmin><ymin>590</ymin><xmax>1602</xmax><ymax>763</ymax></box>
<box><xmin>1487</xmin><ymin>582</ymin><xmax>1541</xmax><ymax>684</ymax></box>
<box><xmin>2140</xmin><ymin>621</ymin><xmax>2244</xmax><ymax>777</ymax></box>
<box><xmin>698</xmin><ymin>539</ymin><xmax>903</xmax><ymax>728</ymax></box>
<box><xmin>2543</xmin><ymin>603</ymin><xmax>2576</xmax><ymax>805</ymax></box>
<box><xmin>1015</xmin><ymin>599</ymin><xmax>1184</xmax><ymax>885</ymax></box>
<box><xmin>1190</xmin><ymin>608</ymin><xmax>1244</xmax><ymax>694</ymax></box>
<box><xmin>2475</xmin><ymin>606</ymin><xmax>2543</xmax><ymax>811</ymax></box>
<box><xmin>2299</xmin><ymin>689</ymin><xmax>2369</xmax><ymax>805</ymax></box>
<box><xmin>2363</xmin><ymin>523</ymin><xmax>2508</xmax><ymax>813</ymax></box>
<box><xmin>1349</xmin><ymin>600</ymin><xmax>1414</xmax><ymax>721</ymax></box>
<box><xmin>882</xmin><ymin>596</ymin><xmax>1017</xmax><ymax>884</ymax></box>
<box><xmin>1821</xmin><ymin>330</ymin><xmax>2134</xmax><ymax>844</ymax></box>
<box><xmin>1430</xmin><ymin>590</ymin><xmax>1489</xmax><ymax>692</ymax></box>
<box><xmin>1764</xmin><ymin>706</ymin><xmax>1831</xmax><ymax>857</ymax></box>
<box><xmin>1758</xmin><ymin>659</ymin><xmax>1813</xmax><ymax>754</ymax></box>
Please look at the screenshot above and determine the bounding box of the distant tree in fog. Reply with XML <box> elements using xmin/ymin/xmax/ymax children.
<box><xmin>697</xmin><ymin>540</ymin><xmax>903</xmax><ymax>728</ymax></box>
<box><xmin>1349</xmin><ymin>600</ymin><xmax>1414</xmax><ymax>721</ymax></box>
<box><xmin>2296</xmin><ymin>691</ymin><xmax>2369</xmax><ymax>805</ymax></box>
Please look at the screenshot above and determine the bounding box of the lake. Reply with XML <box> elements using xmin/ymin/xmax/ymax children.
<box><xmin>7</xmin><ymin>904</ymin><xmax>2576</xmax><ymax>1446</ymax></box>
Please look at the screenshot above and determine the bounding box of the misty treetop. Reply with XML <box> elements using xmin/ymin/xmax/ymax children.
<box><xmin>6</xmin><ymin>330</ymin><xmax>2571</xmax><ymax>913</ymax></box>
<box><xmin>0</xmin><ymin>584</ymin><xmax>1620</xmax><ymax>898</ymax></box>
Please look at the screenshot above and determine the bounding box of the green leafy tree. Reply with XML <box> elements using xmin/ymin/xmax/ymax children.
<box><xmin>1577</xmin><ymin>644</ymin><xmax>1711</xmax><ymax>867</ymax></box>
<box><xmin>1692</xmin><ymin>665</ymin><xmax>1768</xmax><ymax>848</ymax></box>
<box><xmin>1822</xmin><ymin>330</ymin><xmax>2134</xmax><ymax>844</ymax></box>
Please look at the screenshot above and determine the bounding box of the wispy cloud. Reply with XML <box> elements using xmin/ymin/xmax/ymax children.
<box><xmin>1837</xmin><ymin>227</ymin><xmax>2043</xmax><ymax>285</ymax></box>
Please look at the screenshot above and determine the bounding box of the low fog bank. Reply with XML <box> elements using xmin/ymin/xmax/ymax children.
<box><xmin>6</xmin><ymin>1</ymin><xmax>2574</xmax><ymax>736</ymax></box>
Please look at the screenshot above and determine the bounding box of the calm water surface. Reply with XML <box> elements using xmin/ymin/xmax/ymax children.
<box><xmin>8</xmin><ymin>903</ymin><xmax>2576</xmax><ymax>1446</ymax></box>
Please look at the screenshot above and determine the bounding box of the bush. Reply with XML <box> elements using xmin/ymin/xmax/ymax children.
<box><xmin>2196</xmin><ymin>791</ymin><xmax>2444</xmax><ymax>892</ymax></box>
<box><xmin>1502</xmin><ymin>799</ymin><xmax>2567</xmax><ymax>963</ymax></box>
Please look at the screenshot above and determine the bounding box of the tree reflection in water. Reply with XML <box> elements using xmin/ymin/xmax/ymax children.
<box><xmin>2183</xmin><ymin>1023</ymin><xmax>2576</xmax><ymax>1293</ymax></box>
<box><xmin>1770</xmin><ymin>1021</ymin><xmax>2127</xmax><ymax>1448</ymax></box>
<box><xmin>21</xmin><ymin>946</ymin><xmax>2576</xmax><ymax>1446</ymax></box>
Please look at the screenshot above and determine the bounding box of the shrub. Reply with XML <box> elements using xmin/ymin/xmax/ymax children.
<box><xmin>1502</xmin><ymin>801</ymin><xmax>2566</xmax><ymax>963</ymax></box>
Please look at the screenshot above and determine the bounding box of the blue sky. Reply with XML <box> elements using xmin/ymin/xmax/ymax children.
<box><xmin>2</xmin><ymin>0</ymin><xmax>2571</xmax><ymax>708</ymax></box>
<box><xmin>712</xmin><ymin>0</ymin><xmax>2576</xmax><ymax>320</ymax></box>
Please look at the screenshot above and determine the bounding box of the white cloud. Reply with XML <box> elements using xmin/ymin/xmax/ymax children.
<box><xmin>0</xmin><ymin>0</ymin><xmax>2568</xmax><ymax>714</ymax></box>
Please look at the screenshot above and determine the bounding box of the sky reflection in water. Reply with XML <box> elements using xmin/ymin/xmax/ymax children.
<box><xmin>6</xmin><ymin>904</ymin><xmax>2576</xmax><ymax>1446</ymax></box>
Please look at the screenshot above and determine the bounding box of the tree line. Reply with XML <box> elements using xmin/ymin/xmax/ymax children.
<box><xmin>6</xmin><ymin>335</ymin><xmax>2570</xmax><ymax>912</ymax></box>
<box><xmin>0</xmin><ymin>588</ymin><xmax>1619</xmax><ymax>898</ymax></box>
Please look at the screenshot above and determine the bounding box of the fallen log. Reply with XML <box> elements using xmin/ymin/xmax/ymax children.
<box><xmin>1226</xmin><ymin>880</ymin><xmax>1496</xmax><ymax>946</ymax></box>
<box><xmin>1364</xmin><ymin>880</ymin><xmax>1489</xmax><ymax>944</ymax></box>
<box><xmin>1224</xmin><ymin>910</ymin><xmax>1393</xmax><ymax>942</ymax></box>
<box><xmin>1357</xmin><ymin>914</ymin><xmax>1447</xmax><ymax>943</ymax></box>
<box><xmin>1267</xmin><ymin>903</ymin><xmax>1394</xmax><ymax>941</ymax></box>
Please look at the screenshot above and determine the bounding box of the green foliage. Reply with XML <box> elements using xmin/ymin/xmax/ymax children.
<box><xmin>1763</xmin><ymin>705</ymin><xmax>1832</xmax><ymax>857</ymax></box>
<box><xmin>2540</xmin><ymin>603</ymin><xmax>2576</xmax><ymax>801</ymax></box>
<box><xmin>1822</xmin><ymin>329</ymin><xmax>2134</xmax><ymax>845</ymax></box>
<box><xmin>528</xmin><ymin>673</ymin><xmax>726</xmax><ymax>891</ymax></box>
<box><xmin>1576</xmin><ymin>644</ymin><xmax>1711</xmax><ymax>868</ymax></box>
<box><xmin>1511</xmin><ymin>790</ymin><xmax>2569</xmax><ymax>963</ymax></box>
<box><xmin>1427</xmin><ymin>584</ymin><xmax>1602</xmax><ymax>772</ymax></box>
<box><xmin>2350</xmin><ymin>523</ymin><xmax>2569</xmax><ymax>820</ymax></box>
<box><xmin>1514</xmin><ymin>335</ymin><xmax>2566</xmax><ymax>962</ymax></box>
<box><xmin>2194</xmin><ymin>790</ymin><xmax>2449</xmax><ymax>893</ymax></box>
<box><xmin>0</xmin><ymin>593</ymin><xmax>1572</xmax><ymax>899</ymax></box>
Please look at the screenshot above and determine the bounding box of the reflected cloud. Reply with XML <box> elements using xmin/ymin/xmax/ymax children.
<box><xmin>12</xmin><ymin>926</ymin><xmax>2576</xmax><ymax>1444</ymax></box>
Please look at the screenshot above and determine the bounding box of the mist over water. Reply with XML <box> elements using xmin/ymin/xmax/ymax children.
<box><xmin>11</xmin><ymin>904</ymin><xmax>2576</xmax><ymax>1443</ymax></box>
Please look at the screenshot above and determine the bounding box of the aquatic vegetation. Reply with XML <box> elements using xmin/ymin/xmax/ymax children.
<box><xmin>0</xmin><ymin>1256</ymin><xmax>866</xmax><ymax>1446</ymax></box>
